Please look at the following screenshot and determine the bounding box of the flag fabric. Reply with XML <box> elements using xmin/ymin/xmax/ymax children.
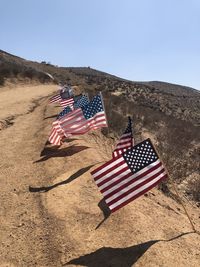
<box><xmin>113</xmin><ymin>116</ymin><xmax>134</xmax><ymax>158</ymax></box>
<box><xmin>50</xmin><ymin>85</ymin><xmax>74</xmax><ymax>104</ymax></box>
<box><xmin>49</xmin><ymin>93</ymin><xmax>62</xmax><ymax>103</ymax></box>
<box><xmin>59</xmin><ymin>93</ymin><xmax>107</xmax><ymax>136</ymax></box>
<box><xmin>60</xmin><ymin>97</ymin><xmax>74</xmax><ymax>108</ymax></box>
<box><xmin>57</xmin><ymin>106</ymin><xmax>72</xmax><ymax>120</ymax></box>
<box><xmin>48</xmin><ymin>93</ymin><xmax>107</xmax><ymax>145</ymax></box>
<box><xmin>91</xmin><ymin>138</ymin><xmax>167</xmax><ymax>213</ymax></box>
<box><xmin>48</xmin><ymin>120</ymin><xmax>65</xmax><ymax>146</ymax></box>
<box><xmin>73</xmin><ymin>94</ymin><xmax>90</xmax><ymax>109</ymax></box>
<box><xmin>57</xmin><ymin>94</ymin><xmax>90</xmax><ymax>120</ymax></box>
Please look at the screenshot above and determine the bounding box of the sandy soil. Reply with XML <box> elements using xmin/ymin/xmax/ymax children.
<box><xmin>0</xmin><ymin>84</ymin><xmax>199</xmax><ymax>267</ymax></box>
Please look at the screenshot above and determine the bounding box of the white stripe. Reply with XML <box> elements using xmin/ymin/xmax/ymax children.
<box><xmin>99</xmin><ymin>159</ymin><xmax>161</xmax><ymax>191</ymax></box>
<box><xmin>113</xmin><ymin>151</ymin><xmax>118</xmax><ymax>157</ymax></box>
<box><xmin>92</xmin><ymin>157</ymin><xmax>124</xmax><ymax>178</ymax></box>
<box><xmin>96</xmin><ymin>162</ymin><xmax>129</xmax><ymax>185</ymax></box>
<box><xmin>116</xmin><ymin>143</ymin><xmax>132</xmax><ymax>149</ymax></box>
<box><xmin>99</xmin><ymin>168</ymin><xmax>131</xmax><ymax>190</ymax></box>
<box><xmin>105</xmin><ymin>165</ymin><xmax>165</xmax><ymax>201</ymax></box>
<box><xmin>54</xmin><ymin>135</ymin><xmax>61</xmax><ymax>145</ymax></box>
<box><xmin>61</xmin><ymin>111</ymin><xmax>105</xmax><ymax>131</ymax></box>
<box><xmin>61</xmin><ymin>110</ymin><xmax>83</xmax><ymax>127</ymax></box>
<box><xmin>116</xmin><ymin>137</ymin><xmax>132</xmax><ymax>144</ymax></box>
<box><xmin>109</xmin><ymin>172</ymin><xmax>166</xmax><ymax>210</ymax></box>
<box><xmin>120</xmin><ymin>133</ymin><xmax>132</xmax><ymax>138</ymax></box>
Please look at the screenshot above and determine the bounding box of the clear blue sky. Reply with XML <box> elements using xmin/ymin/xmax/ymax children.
<box><xmin>1</xmin><ymin>0</ymin><xmax>200</xmax><ymax>89</ymax></box>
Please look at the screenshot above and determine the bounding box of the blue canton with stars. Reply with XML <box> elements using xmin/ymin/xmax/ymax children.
<box><xmin>57</xmin><ymin>94</ymin><xmax>90</xmax><ymax>119</ymax></box>
<box><xmin>82</xmin><ymin>94</ymin><xmax>104</xmax><ymax>120</ymax></box>
<box><xmin>74</xmin><ymin>94</ymin><xmax>89</xmax><ymax>109</ymax></box>
<box><xmin>123</xmin><ymin>116</ymin><xmax>133</xmax><ymax>136</ymax></box>
<box><xmin>57</xmin><ymin>106</ymin><xmax>72</xmax><ymax>119</ymax></box>
<box><xmin>123</xmin><ymin>139</ymin><xmax>158</xmax><ymax>173</ymax></box>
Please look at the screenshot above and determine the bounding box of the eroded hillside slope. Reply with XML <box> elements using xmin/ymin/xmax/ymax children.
<box><xmin>0</xmin><ymin>84</ymin><xmax>199</xmax><ymax>267</ymax></box>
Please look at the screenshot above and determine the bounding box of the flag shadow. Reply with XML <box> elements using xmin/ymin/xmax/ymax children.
<box><xmin>29</xmin><ymin>164</ymin><xmax>94</xmax><ymax>193</ymax></box>
<box><xmin>95</xmin><ymin>198</ymin><xmax>111</xmax><ymax>230</ymax></box>
<box><xmin>44</xmin><ymin>114</ymin><xmax>58</xmax><ymax>120</ymax></box>
<box><xmin>40</xmin><ymin>140</ymin><xmax>81</xmax><ymax>157</ymax></box>
<box><xmin>65</xmin><ymin>240</ymin><xmax>159</xmax><ymax>267</ymax></box>
<box><xmin>34</xmin><ymin>145</ymin><xmax>90</xmax><ymax>163</ymax></box>
<box><xmin>65</xmin><ymin>232</ymin><xmax>195</xmax><ymax>267</ymax></box>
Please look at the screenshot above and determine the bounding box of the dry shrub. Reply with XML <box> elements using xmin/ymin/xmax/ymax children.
<box><xmin>186</xmin><ymin>178</ymin><xmax>200</xmax><ymax>203</ymax></box>
<box><xmin>0</xmin><ymin>74</ymin><xmax>4</xmax><ymax>85</ymax></box>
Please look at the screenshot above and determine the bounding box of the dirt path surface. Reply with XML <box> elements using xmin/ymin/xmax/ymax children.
<box><xmin>0</xmin><ymin>84</ymin><xmax>199</xmax><ymax>267</ymax></box>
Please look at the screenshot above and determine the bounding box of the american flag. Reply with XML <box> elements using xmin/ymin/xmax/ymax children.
<box><xmin>48</xmin><ymin>93</ymin><xmax>107</xmax><ymax>145</ymax></box>
<box><xmin>73</xmin><ymin>94</ymin><xmax>90</xmax><ymax>109</ymax></box>
<box><xmin>57</xmin><ymin>94</ymin><xmax>90</xmax><ymax>120</ymax></box>
<box><xmin>91</xmin><ymin>138</ymin><xmax>167</xmax><ymax>212</ymax></box>
<box><xmin>48</xmin><ymin>120</ymin><xmax>65</xmax><ymax>146</ymax></box>
<box><xmin>60</xmin><ymin>97</ymin><xmax>74</xmax><ymax>108</ymax></box>
<box><xmin>113</xmin><ymin>116</ymin><xmax>134</xmax><ymax>158</ymax></box>
<box><xmin>49</xmin><ymin>93</ymin><xmax>62</xmax><ymax>103</ymax></box>
<box><xmin>57</xmin><ymin>106</ymin><xmax>72</xmax><ymax>120</ymax></box>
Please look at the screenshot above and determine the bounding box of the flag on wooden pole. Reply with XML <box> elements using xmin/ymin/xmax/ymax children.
<box><xmin>57</xmin><ymin>94</ymin><xmax>90</xmax><ymax>120</ymax></box>
<box><xmin>91</xmin><ymin>138</ymin><xmax>167</xmax><ymax>212</ymax></box>
<box><xmin>113</xmin><ymin>116</ymin><xmax>134</xmax><ymax>158</ymax></box>
<box><xmin>48</xmin><ymin>93</ymin><xmax>107</xmax><ymax>145</ymax></box>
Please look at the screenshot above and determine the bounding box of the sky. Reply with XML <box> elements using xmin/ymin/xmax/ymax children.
<box><xmin>1</xmin><ymin>0</ymin><xmax>200</xmax><ymax>89</ymax></box>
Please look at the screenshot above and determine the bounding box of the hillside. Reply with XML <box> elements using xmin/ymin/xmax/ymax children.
<box><xmin>1</xmin><ymin>50</ymin><xmax>199</xmax><ymax>191</ymax></box>
<box><xmin>0</xmin><ymin>51</ymin><xmax>199</xmax><ymax>266</ymax></box>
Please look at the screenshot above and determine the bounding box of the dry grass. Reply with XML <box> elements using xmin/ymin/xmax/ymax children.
<box><xmin>187</xmin><ymin>178</ymin><xmax>200</xmax><ymax>203</ymax></box>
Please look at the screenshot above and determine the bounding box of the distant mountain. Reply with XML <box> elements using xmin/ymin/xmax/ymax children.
<box><xmin>0</xmin><ymin>49</ymin><xmax>199</xmax><ymax>201</ymax></box>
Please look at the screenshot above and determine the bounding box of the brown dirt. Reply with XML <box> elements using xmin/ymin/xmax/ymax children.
<box><xmin>0</xmin><ymin>84</ymin><xmax>199</xmax><ymax>267</ymax></box>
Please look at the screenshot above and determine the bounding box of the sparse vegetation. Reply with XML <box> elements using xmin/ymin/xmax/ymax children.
<box><xmin>0</xmin><ymin>74</ymin><xmax>4</xmax><ymax>85</ymax></box>
<box><xmin>187</xmin><ymin>178</ymin><xmax>200</xmax><ymax>203</ymax></box>
<box><xmin>0</xmin><ymin>49</ymin><xmax>199</xmax><ymax>204</ymax></box>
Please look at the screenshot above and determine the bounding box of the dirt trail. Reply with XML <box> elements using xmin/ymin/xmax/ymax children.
<box><xmin>0</xmin><ymin>84</ymin><xmax>199</xmax><ymax>267</ymax></box>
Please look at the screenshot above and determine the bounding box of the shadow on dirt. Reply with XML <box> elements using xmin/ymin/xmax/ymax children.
<box><xmin>65</xmin><ymin>232</ymin><xmax>195</xmax><ymax>267</ymax></box>
<box><xmin>34</xmin><ymin>145</ymin><xmax>90</xmax><ymax>163</ymax></box>
<box><xmin>95</xmin><ymin>198</ymin><xmax>111</xmax><ymax>230</ymax></box>
<box><xmin>29</xmin><ymin>164</ymin><xmax>94</xmax><ymax>193</ymax></box>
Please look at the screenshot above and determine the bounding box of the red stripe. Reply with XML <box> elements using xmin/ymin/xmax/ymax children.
<box><xmin>60</xmin><ymin>109</ymin><xmax>82</xmax><ymax>124</ymax></box>
<box><xmin>68</xmin><ymin>117</ymin><xmax>106</xmax><ymax>134</ymax></box>
<box><xmin>98</xmin><ymin>168</ymin><xmax>133</xmax><ymax>193</ymax></box>
<box><xmin>91</xmin><ymin>157</ymin><xmax>118</xmax><ymax>176</ymax></box>
<box><xmin>62</xmin><ymin>114</ymin><xmax>85</xmax><ymax>129</ymax></box>
<box><xmin>60</xmin><ymin>109</ymin><xmax>82</xmax><ymax>123</ymax></box>
<box><xmin>61</xmin><ymin>113</ymin><xmax>106</xmax><ymax>135</ymax></box>
<box><xmin>50</xmin><ymin>94</ymin><xmax>62</xmax><ymax>103</ymax></box>
<box><xmin>106</xmin><ymin>168</ymin><xmax>166</xmax><ymax>206</ymax></box>
<box><xmin>110</xmin><ymin>174</ymin><xmax>168</xmax><ymax>212</ymax></box>
<box><xmin>60</xmin><ymin>98</ymin><xmax>74</xmax><ymax>107</ymax></box>
<box><xmin>96</xmin><ymin>163</ymin><xmax>129</xmax><ymax>184</ymax></box>
<box><xmin>69</xmin><ymin>122</ymin><xmax>107</xmax><ymax>135</ymax></box>
<box><xmin>102</xmin><ymin>162</ymin><xmax>162</xmax><ymax>195</ymax></box>
<box><xmin>116</xmin><ymin>141</ymin><xmax>132</xmax><ymax>147</ymax></box>
<box><xmin>116</xmin><ymin>143</ymin><xmax>132</xmax><ymax>149</ymax></box>
<box><xmin>104</xmin><ymin>165</ymin><xmax>164</xmax><ymax>199</ymax></box>
<box><xmin>116</xmin><ymin>136</ymin><xmax>132</xmax><ymax>143</ymax></box>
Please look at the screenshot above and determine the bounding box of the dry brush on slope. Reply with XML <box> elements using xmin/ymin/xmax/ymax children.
<box><xmin>0</xmin><ymin>49</ymin><xmax>199</xmax><ymax>204</ymax></box>
<box><xmin>0</xmin><ymin>83</ymin><xmax>199</xmax><ymax>267</ymax></box>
